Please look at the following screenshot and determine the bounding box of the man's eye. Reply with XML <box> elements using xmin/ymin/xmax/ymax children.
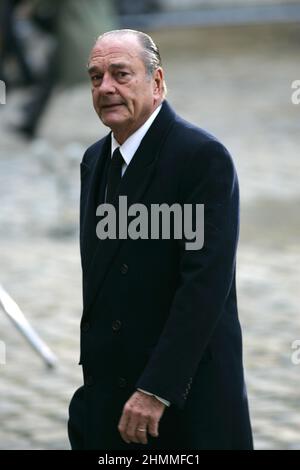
<box><xmin>91</xmin><ymin>75</ymin><xmax>102</xmax><ymax>82</ymax></box>
<box><xmin>117</xmin><ymin>72</ymin><xmax>129</xmax><ymax>79</ymax></box>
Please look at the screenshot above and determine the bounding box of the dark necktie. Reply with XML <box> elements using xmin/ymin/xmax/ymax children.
<box><xmin>106</xmin><ymin>147</ymin><xmax>124</xmax><ymax>203</ymax></box>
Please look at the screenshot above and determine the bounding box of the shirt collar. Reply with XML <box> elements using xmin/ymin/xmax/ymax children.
<box><xmin>111</xmin><ymin>104</ymin><xmax>162</xmax><ymax>166</ymax></box>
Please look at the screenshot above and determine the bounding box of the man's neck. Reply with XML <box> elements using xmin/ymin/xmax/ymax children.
<box><xmin>113</xmin><ymin>102</ymin><xmax>162</xmax><ymax>145</ymax></box>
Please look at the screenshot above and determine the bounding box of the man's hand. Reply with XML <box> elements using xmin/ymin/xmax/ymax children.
<box><xmin>118</xmin><ymin>390</ymin><xmax>166</xmax><ymax>445</ymax></box>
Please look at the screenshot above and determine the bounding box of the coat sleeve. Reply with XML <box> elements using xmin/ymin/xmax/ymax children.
<box><xmin>135</xmin><ymin>140</ymin><xmax>240</xmax><ymax>409</ymax></box>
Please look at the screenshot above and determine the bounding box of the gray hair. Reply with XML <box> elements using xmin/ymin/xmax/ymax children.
<box><xmin>96</xmin><ymin>29</ymin><xmax>167</xmax><ymax>97</ymax></box>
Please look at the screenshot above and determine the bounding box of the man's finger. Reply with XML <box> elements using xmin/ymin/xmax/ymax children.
<box><xmin>148</xmin><ymin>415</ymin><xmax>159</xmax><ymax>438</ymax></box>
<box><xmin>118</xmin><ymin>408</ymin><xmax>131</xmax><ymax>444</ymax></box>
<box><xmin>126</xmin><ymin>413</ymin><xmax>141</xmax><ymax>444</ymax></box>
<box><xmin>135</xmin><ymin>422</ymin><xmax>148</xmax><ymax>445</ymax></box>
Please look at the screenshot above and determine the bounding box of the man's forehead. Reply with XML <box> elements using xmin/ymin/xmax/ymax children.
<box><xmin>91</xmin><ymin>35</ymin><xmax>142</xmax><ymax>60</ymax></box>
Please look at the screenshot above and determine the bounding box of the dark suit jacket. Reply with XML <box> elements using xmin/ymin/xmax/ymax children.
<box><xmin>68</xmin><ymin>100</ymin><xmax>253</xmax><ymax>450</ymax></box>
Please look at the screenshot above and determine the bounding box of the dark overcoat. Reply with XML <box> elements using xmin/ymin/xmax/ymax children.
<box><xmin>68</xmin><ymin>101</ymin><xmax>253</xmax><ymax>450</ymax></box>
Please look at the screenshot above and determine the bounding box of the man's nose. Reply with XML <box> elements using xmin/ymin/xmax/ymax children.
<box><xmin>99</xmin><ymin>73</ymin><xmax>116</xmax><ymax>94</ymax></box>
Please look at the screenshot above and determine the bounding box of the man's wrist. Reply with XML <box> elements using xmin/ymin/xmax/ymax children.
<box><xmin>137</xmin><ymin>388</ymin><xmax>170</xmax><ymax>407</ymax></box>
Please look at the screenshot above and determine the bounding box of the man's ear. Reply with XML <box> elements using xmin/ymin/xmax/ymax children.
<box><xmin>153</xmin><ymin>67</ymin><xmax>164</xmax><ymax>97</ymax></box>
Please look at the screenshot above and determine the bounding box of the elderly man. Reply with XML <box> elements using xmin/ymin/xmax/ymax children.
<box><xmin>68</xmin><ymin>29</ymin><xmax>253</xmax><ymax>450</ymax></box>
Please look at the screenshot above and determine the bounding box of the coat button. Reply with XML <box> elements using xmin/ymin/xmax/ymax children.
<box><xmin>118</xmin><ymin>377</ymin><xmax>127</xmax><ymax>388</ymax></box>
<box><xmin>120</xmin><ymin>263</ymin><xmax>128</xmax><ymax>274</ymax></box>
<box><xmin>86</xmin><ymin>375</ymin><xmax>94</xmax><ymax>386</ymax></box>
<box><xmin>112</xmin><ymin>320</ymin><xmax>122</xmax><ymax>332</ymax></box>
<box><xmin>81</xmin><ymin>322</ymin><xmax>90</xmax><ymax>332</ymax></box>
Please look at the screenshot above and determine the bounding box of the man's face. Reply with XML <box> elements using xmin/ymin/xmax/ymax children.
<box><xmin>88</xmin><ymin>35</ymin><xmax>163</xmax><ymax>143</ymax></box>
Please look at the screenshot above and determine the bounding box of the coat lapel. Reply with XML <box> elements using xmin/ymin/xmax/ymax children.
<box><xmin>80</xmin><ymin>135</ymin><xmax>111</xmax><ymax>274</ymax></box>
<box><xmin>82</xmin><ymin>101</ymin><xmax>176</xmax><ymax>318</ymax></box>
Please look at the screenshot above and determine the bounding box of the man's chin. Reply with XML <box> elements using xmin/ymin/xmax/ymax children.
<box><xmin>101</xmin><ymin>118</ymin><xmax>121</xmax><ymax>127</ymax></box>
<box><xmin>100</xmin><ymin>114</ymin><xmax>129</xmax><ymax>129</ymax></box>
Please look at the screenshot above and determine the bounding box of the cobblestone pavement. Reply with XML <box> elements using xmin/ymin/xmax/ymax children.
<box><xmin>0</xmin><ymin>24</ymin><xmax>299</xmax><ymax>450</ymax></box>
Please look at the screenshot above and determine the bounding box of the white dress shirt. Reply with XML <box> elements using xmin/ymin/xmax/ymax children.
<box><xmin>110</xmin><ymin>103</ymin><xmax>170</xmax><ymax>407</ymax></box>
<box><xmin>110</xmin><ymin>104</ymin><xmax>162</xmax><ymax>172</ymax></box>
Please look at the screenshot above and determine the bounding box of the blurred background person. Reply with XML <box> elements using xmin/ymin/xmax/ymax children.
<box><xmin>0</xmin><ymin>0</ymin><xmax>35</xmax><ymax>88</ymax></box>
<box><xmin>12</xmin><ymin>0</ymin><xmax>61</xmax><ymax>138</ymax></box>
<box><xmin>3</xmin><ymin>0</ymin><xmax>118</xmax><ymax>138</ymax></box>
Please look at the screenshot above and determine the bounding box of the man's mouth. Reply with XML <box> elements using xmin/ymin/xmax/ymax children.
<box><xmin>102</xmin><ymin>103</ymin><xmax>124</xmax><ymax>109</ymax></box>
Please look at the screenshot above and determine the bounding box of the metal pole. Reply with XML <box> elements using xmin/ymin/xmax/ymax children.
<box><xmin>0</xmin><ymin>284</ymin><xmax>57</xmax><ymax>368</ymax></box>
